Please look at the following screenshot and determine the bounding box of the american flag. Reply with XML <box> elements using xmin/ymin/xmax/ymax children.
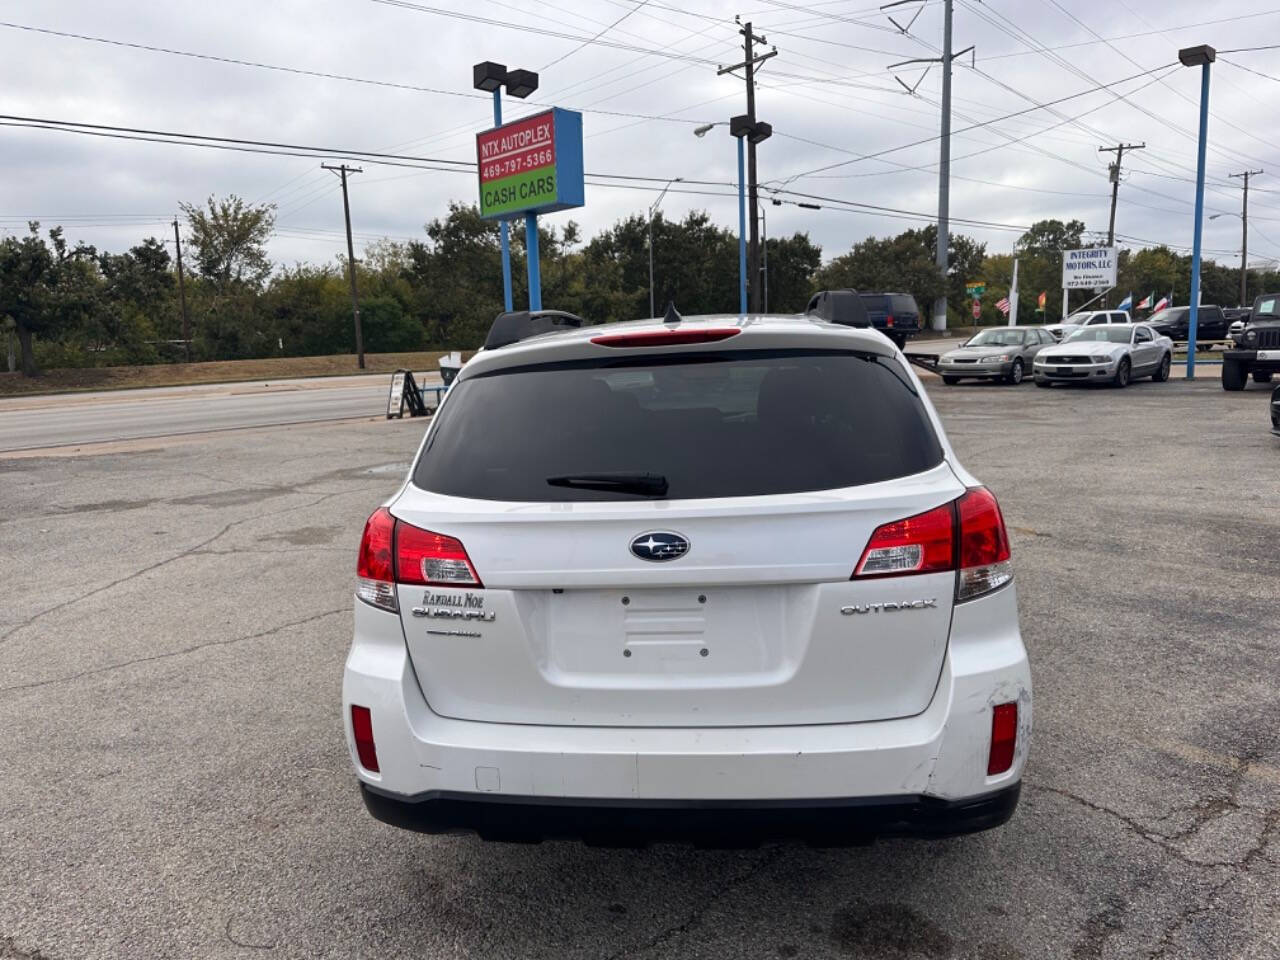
<box><xmin>995</xmin><ymin>297</ymin><xmax>1011</xmax><ymax>316</ymax></box>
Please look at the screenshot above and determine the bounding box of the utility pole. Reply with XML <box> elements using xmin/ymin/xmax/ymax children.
<box><xmin>934</xmin><ymin>0</ymin><xmax>953</xmax><ymax>333</ymax></box>
<box><xmin>719</xmin><ymin>21</ymin><xmax>775</xmax><ymax>313</ymax></box>
<box><xmin>322</xmin><ymin>164</ymin><xmax>365</xmax><ymax>369</ymax></box>
<box><xmin>1099</xmin><ymin>142</ymin><xmax>1145</xmax><ymax>247</ymax></box>
<box><xmin>885</xmin><ymin>0</ymin><xmax>971</xmax><ymax>331</ymax></box>
<box><xmin>172</xmin><ymin>218</ymin><xmax>190</xmax><ymax>363</ymax></box>
<box><xmin>1229</xmin><ymin>169</ymin><xmax>1263</xmax><ymax>307</ymax></box>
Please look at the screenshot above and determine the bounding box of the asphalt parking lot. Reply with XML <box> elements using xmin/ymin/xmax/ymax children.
<box><xmin>2</xmin><ymin>374</ymin><xmax>1277</xmax><ymax>959</ymax></box>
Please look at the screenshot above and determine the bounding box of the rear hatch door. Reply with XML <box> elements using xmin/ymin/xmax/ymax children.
<box><xmin>395</xmin><ymin>340</ymin><xmax>961</xmax><ymax>727</ymax></box>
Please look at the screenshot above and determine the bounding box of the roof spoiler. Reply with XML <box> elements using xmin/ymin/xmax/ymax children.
<box><xmin>804</xmin><ymin>289</ymin><xmax>871</xmax><ymax>328</ymax></box>
<box><xmin>484</xmin><ymin>309</ymin><xmax>586</xmax><ymax>350</ymax></box>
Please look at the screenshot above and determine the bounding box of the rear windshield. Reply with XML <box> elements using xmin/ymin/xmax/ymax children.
<box><xmin>859</xmin><ymin>295</ymin><xmax>890</xmax><ymax>312</ymax></box>
<box><xmin>891</xmin><ymin>295</ymin><xmax>918</xmax><ymax>314</ymax></box>
<box><xmin>413</xmin><ymin>350</ymin><xmax>943</xmax><ymax>501</ymax></box>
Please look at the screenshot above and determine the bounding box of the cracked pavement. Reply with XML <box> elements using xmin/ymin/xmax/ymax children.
<box><xmin>1</xmin><ymin>376</ymin><xmax>1278</xmax><ymax>959</ymax></box>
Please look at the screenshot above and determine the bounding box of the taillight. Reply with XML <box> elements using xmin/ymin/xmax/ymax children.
<box><xmin>886</xmin><ymin>314</ymin><xmax>895</xmax><ymax>328</ymax></box>
<box><xmin>853</xmin><ymin>487</ymin><xmax>1012</xmax><ymax>602</ymax></box>
<box><xmin>396</xmin><ymin>525</ymin><xmax>483</xmax><ymax>587</ymax></box>
<box><xmin>987</xmin><ymin>702</ymin><xmax>1017</xmax><ymax>775</ymax></box>
<box><xmin>351</xmin><ymin>705</ymin><xmax>379</xmax><ymax>773</ymax></box>
<box><xmin>854</xmin><ymin>502</ymin><xmax>954</xmax><ymax>577</ymax></box>
<box><xmin>356</xmin><ymin>507</ymin><xmax>397</xmax><ymax>612</ymax></box>
<box><xmin>355</xmin><ymin>509</ymin><xmax>482</xmax><ymax>610</ymax></box>
<box><xmin>955</xmin><ymin>487</ymin><xmax>1012</xmax><ymax>601</ymax></box>
<box><xmin>590</xmin><ymin>328</ymin><xmax>741</xmax><ymax>347</ymax></box>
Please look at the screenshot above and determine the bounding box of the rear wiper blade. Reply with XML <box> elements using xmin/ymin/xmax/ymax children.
<box><xmin>546</xmin><ymin>472</ymin><xmax>669</xmax><ymax>496</ymax></box>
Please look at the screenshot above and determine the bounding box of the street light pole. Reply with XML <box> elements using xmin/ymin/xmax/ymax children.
<box><xmin>648</xmin><ymin>177</ymin><xmax>682</xmax><ymax>318</ymax></box>
<box><xmin>694</xmin><ymin>122</ymin><xmax>747</xmax><ymax>314</ymax></box>
<box><xmin>1179</xmin><ymin>44</ymin><xmax>1216</xmax><ymax>380</ymax></box>
<box><xmin>737</xmin><ymin>137</ymin><xmax>747</xmax><ymax>314</ymax></box>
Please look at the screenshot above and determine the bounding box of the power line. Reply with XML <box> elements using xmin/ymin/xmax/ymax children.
<box><xmin>977</xmin><ymin>9</ymin><xmax>1280</xmax><ymax>61</ymax></box>
<box><xmin>774</xmin><ymin>60</ymin><xmax>1176</xmax><ymax>183</ymax></box>
<box><xmin>368</xmin><ymin>0</ymin><xmax>905</xmax><ymax>92</ymax></box>
<box><xmin>0</xmin><ymin>19</ymin><xmax>728</xmax><ymax>128</ymax></box>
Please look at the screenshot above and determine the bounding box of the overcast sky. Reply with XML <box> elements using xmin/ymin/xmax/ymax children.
<box><xmin>1</xmin><ymin>0</ymin><xmax>1278</xmax><ymax>274</ymax></box>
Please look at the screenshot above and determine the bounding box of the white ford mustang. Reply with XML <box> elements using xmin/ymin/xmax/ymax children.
<box><xmin>1033</xmin><ymin>323</ymin><xmax>1173</xmax><ymax>388</ymax></box>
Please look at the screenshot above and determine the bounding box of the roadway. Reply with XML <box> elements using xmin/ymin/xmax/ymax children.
<box><xmin>0</xmin><ymin>373</ymin><xmax>439</xmax><ymax>453</ymax></box>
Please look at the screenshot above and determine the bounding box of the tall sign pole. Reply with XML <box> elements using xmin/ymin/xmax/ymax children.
<box><xmin>1008</xmin><ymin>258</ymin><xmax>1019</xmax><ymax>326</ymax></box>
<box><xmin>474</xmin><ymin>62</ymin><xmax>540</xmax><ymax>313</ymax></box>
<box><xmin>493</xmin><ymin>91</ymin><xmax>513</xmax><ymax>312</ymax></box>
<box><xmin>322</xmin><ymin>163</ymin><xmax>365</xmax><ymax>369</ymax></box>
<box><xmin>477</xmin><ymin>108</ymin><xmax>584</xmax><ymax>312</ymax></box>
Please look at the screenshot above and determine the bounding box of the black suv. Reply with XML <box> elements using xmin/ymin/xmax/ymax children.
<box><xmin>1146</xmin><ymin>304</ymin><xmax>1228</xmax><ymax>347</ymax></box>
<box><xmin>1222</xmin><ymin>293</ymin><xmax>1280</xmax><ymax>391</ymax></box>
<box><xmin>858</xmin><ymin>293</ymin><xmax>922</xmax><ymax>349</ymax></box>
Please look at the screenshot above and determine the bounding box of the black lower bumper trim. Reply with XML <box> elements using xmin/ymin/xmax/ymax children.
<box><xmin>359</xmin><ymin>782</ymin><xmax>1021</xmax><ymax>846</ymax></box>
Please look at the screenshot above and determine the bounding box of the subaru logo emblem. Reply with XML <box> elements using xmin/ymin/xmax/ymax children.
<box><xmin>630</xmin><ymin>531</ymin><xmax>690</xmax><ymax>562</ymax></box>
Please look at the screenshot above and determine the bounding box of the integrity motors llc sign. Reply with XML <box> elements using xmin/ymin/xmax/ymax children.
<box><xmin>1062</xmin><ymin>246</ymin><xmax>1118</xmax><ymax>290</ymax></box>
<box><xmin>476</xmin><ymin>108</ymin><xmax>584</xmax><ymax>220</ymax></box>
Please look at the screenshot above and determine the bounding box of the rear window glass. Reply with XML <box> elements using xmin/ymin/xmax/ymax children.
<box><xmin>891</xmin><ymin>296</ymin><xmax>918</xmax><ymax>314</ymax></box>
<box><xmin>859</xmin><ymin>295</ymin><xmax>890</xmax><ymax>312</ymax></box>
<box><xmin>413</xmin><ymin>350</ymin><xmax>943</xmax><ymax>502</ymax></box>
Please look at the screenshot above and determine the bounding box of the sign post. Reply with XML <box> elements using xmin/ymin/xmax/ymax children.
<box><xmin>477</xmin><ymin>108</ymin><xmax>584</xmax><ymax>312</ymax></box>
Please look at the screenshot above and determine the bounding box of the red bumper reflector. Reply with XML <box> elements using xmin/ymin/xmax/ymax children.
<box><xmin>591</xmin><ymin>328</ymin><xmax>741</xmax><ymax>347</ymax></box>
<box><xmin>351</xmin><ymin>705</ymin><xmax>380</xmax><ymax>773</ymax></box>
<box><xmin>988</xmin><ymin>702</ymin><xmax>1017</xmax><ymax>775</ymax></box>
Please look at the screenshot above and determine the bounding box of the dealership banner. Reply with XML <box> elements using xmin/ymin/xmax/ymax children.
<box><xmin>476</xmin><ymin>108</ymin><xmax>584</xmax><ymax>220</ymax></box>
<box><xmin>1061</xmin><ymin>246</ymin><xmax>1118</xmax><ymax>290</ymax></box>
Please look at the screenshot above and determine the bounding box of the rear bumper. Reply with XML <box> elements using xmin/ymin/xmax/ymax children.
<box><xmin>359</xmin><ymin>781</ymin><xmax>1021</xmax><ymax>845</ymax></box>
<box><xmin>343</xmin><ymin>583</ymin><xmax>1031</xmax><ymax>839</ymax></box>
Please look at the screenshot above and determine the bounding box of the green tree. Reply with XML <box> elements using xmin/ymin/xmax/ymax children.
<box><xmin>0</xmin><ymin>223</ymin><xmax>57</xmax><ymax>375</ymax></box>
<box><xmin>765</xmin><ymin>232</ymin><xmax>822</xmax><ymax>312</ymax></box>
<box><xmin>180</xmin><ymin>195</ymin><xmax>276</xmax><ymax>292</ymax></box>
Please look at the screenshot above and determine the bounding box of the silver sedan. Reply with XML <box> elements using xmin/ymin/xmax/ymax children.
<box><xmin>938</xmin><ymin>326</ymin><xmax>1055</xmax><ymax>385</ymax></box>
<box><xmin>1033</xmin><ymin>324</ymin><xmax>1173</xmax><ymax>387</ymax></box>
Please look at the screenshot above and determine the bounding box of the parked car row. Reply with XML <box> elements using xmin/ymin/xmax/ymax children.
<box><xmin>937</xmin><ymin>323</ymin><xmax>1174</xmax><ymax>388</ymax></box>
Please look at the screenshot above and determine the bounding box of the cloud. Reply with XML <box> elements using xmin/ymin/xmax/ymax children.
<box><xmin>0</xmin><ymin>0</ymin><xmax>1276</xmax><ymax>271</ymax></box>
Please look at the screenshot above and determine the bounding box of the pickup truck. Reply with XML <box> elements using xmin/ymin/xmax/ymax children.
<box><xmin>1222</xmin><ymin>293</ymin><xmax>1280</xmax><ymax>391</ymax></box>
<box><xmin>1146</xmin><ymin>305</ymin><xmax>1228</xmax><ymax>348</ymax></box>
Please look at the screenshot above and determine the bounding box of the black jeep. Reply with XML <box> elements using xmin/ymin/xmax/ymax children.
<box><xmin>1222</xmin><ymin>293</ymin><xmax>1280</xmax><ymax>391</ymax></box>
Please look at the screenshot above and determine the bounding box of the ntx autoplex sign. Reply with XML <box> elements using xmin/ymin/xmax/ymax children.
<box><xmin>1062</xmin><ymin>246</ymin><xmax>1118</xmax><ymax>290</ymax></box>
<box><xmin>476</xmin><ymin>108</ymin><xmax>584</xmax><ymax>220</ymax></box>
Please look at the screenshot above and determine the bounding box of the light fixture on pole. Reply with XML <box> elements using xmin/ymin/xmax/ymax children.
<box><xmin>473</xmin><ymin>61</ymin><xmax>539</xmax><ymax>313</ymax></box>
<box><xmin>648</xmin><ymin>178</ymin><xmax>683</xmax><ymax>319</ymax></box>
<box><xmin>1178</xmin><ymin>43</ymin><xmax>1215</xmax><ymax>380</ymax></box>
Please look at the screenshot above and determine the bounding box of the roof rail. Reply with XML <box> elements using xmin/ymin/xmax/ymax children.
<box><xmin>484</xmin><ymin>309</ymin><xmax>586</xmax><ymax>350</ymax></box>
<box><xmin>804</xmin><ymin>289</ymin><xmax>871</xmax><ymax>328</ymax></box>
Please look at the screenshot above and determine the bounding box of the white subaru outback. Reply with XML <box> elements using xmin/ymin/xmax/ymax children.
<box><xmin>343</xmin><ymin>311</ymin><xmax>1032</xmax><ymax>845</ymax></box>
